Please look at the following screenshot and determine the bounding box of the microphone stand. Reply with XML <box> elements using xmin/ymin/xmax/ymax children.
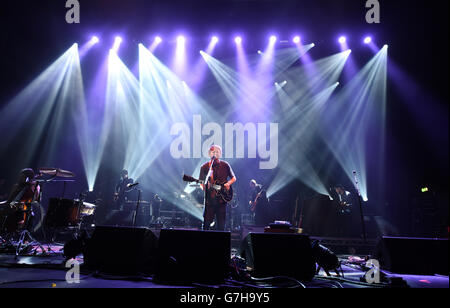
<box><xmin>132</xmin><ymin>186</ymin><xmax>141</xmax><ymax>228</ymax></box>
<box><xmin>353</xmin><ymin>171</ymin><xmax>367</xmax><ymax>242</ymax></box>
<box><xmin>203</xmin><ymin>157</ymin><xmax>215</xmax><ymax>206</ymax></box>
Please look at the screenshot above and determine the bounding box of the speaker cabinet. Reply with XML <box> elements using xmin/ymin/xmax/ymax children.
<box><xmin>83</xmin><ymin>226</ymin><xmax>158</xmax><ymax>275</ymax></box>
<box><xmin>155</xmin><ymin>229</ymin><xmax>231</xmax><ymax>283</ymax></box>
<box><xmin>240</xmin><ymin>232</ymin><xmax>316</xmax><ymax>281</ymax></box>
<box><xmin>374</xmin><ymin>236</ymin><xmax>448</xmax><ymax>275</ymax></box>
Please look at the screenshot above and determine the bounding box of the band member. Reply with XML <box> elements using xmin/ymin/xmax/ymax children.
<box><xmin>331</xmin><ymin>184</ymin><xmax>352</xmax><ymax>214</ymax></box>
<box><xmin>199</xmin><ymin>145</ymin><xmax>236</xmax><ymax>231</ymax></box>
<box><xmin>114</xmin><ymin>169</ymin><xmax>134</xmax><ymax>210</ymax></box>
<box><xmin>1</xmin><ymin>168</ymin><xmax>40</xmax><ymax>233</ymax></box>
<box><xmin>249</xmin><ymin>179</ymin><xmax>269</xmax><ymax>226</ymax></box>
<box><xmin>330</xmin><ymin>184</ymin><xmax>355</xmax><ymax>237</ymax></box>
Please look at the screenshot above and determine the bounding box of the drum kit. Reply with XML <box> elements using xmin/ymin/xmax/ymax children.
<box><xmin>0</xmin><ymin>167</ymin><xmax>97</xmax><ymax>256</ymax></box>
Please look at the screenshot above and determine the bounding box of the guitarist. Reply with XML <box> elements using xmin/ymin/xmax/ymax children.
<box><xmin>113</xmin><ymin>169</ymin><xmax>134</xmax><ymax>211</ymax></box>
<box><xmin>199</xmin><ymin>145</ymin><xmax>236</xmax><ymax>231</ymax></box>
<box><xmin>249</xmin><ymin>180</ymin><xmax>269</xmax><ymax>226</ymax></box>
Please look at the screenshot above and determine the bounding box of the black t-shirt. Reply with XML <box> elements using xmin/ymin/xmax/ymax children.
<box><xmin>199</xmin><ymin>160</ymin><xmax>235</xmax><ymax>185</ymax></box>
<box><xmin>199</xmin><ymin>160</ymin><xmax>235</xmax><ymax>204</ymax></box>
<box><xmin>115</xmin><ymin>177</ymin><xmax>134</xmax><ymax>203</ymax></box>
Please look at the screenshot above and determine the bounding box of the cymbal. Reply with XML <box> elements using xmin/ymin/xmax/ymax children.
<box><xmin>39</xmin><ymin>167</ymin><xmax>75</xmax><ymax>178</ymax></box>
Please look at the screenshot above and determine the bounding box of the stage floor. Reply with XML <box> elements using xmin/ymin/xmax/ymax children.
<box><xmin>0</xmin><ymin>242</ymin><xmax>447</xmax><ymax>289</ymax></box>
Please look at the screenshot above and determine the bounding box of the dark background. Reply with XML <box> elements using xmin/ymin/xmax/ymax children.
<box><xmin>0</xmin><ymin>0</ymin><xmax>448</xmax><ymax>237</ymax></box>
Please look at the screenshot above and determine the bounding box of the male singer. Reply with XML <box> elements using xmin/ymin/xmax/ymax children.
<box><xmin>199</xmin><ymin>145</ymin><xmax>236</xmax><ymax>230</ymax></box>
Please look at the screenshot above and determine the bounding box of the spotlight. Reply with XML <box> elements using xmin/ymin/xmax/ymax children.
<box><xmin>257</xmin><ymin>50</ymin><xmax>262</xmax><ymax>54</ymax></box>
<box><xmin>364</xmin><ymin>36</ymin><xmax>372</xmax><ymax>44</ymax></box>
<box><xmin>312</xmin><ymin>240</ymin><xmax>340</xmax><ymax>276</ymax></box>
<box><xmin>154</xmin><ymin>36</ymin><xmax>162</xmax><ymax>44</ymax></box>
<box><xmin>293</xmin><ymin>36</ymin><xmax>301</xmax><ymax>44</ymax></box>
<box><xmin>112</xmin><ymin>36</ymin><xmax>123</xmax><ymax>52</ymax></box>
<box><xmin>91</xmin><ymin>36</ymin><xmax>99</xmax><ymax>44</ymax></box>
<box><xmin>234</xmin><ymin>36</ymin><xmax>242</xmax><ymax>44</ymax></box>
<box><xmin>211</xmin><ymin>36</ymin><xmax>219</xmax><ymax>44</ymax></box>
<box><xmin>177</xmin><ymin>35</ymin><xmax>186</xmax><ymax>44</ymax></box>
<box><xmin>338</xmin><ymin>36</ymin><xmax>347</xmax><ymax>44</ymax></box>
<box><xmin>269</xmin><ymin>35</ymin><xmax>277</xmax><ymax>44</ymax></box>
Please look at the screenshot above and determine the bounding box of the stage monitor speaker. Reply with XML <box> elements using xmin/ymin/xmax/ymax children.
<box><xmin>374</xmin><ymin>236</ymin><xmax>448</xmax><ymax>275</ymax></box>
<box><xmin>83</xmin><ymin>225</ymin><xmax>158</xmax><ymax>275</ymax></box>
<box><xmin>240</xmin><ymin>232</ymin><xmax>316</xmax><ymax>281</ymax></box>
<box><xmin>155</xmin><ymin>229</ymin><xmax>231</xmax><ymax>284</ymax></box>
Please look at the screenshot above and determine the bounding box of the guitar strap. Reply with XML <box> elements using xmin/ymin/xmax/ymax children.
<box><xmin>209</xmin><ymin>161</ymin><xmax>217</xmax><ymax>198</ymax></box>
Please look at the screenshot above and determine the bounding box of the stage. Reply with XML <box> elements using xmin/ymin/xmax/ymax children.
<box><xmin>0</xmin><ymin>0</ymin><xmax>448</xmax><ymax>296</ymax></box>
<box><xmin>0</xmin><ymin>227</ymin><xmax>448</xmax><ymax>291</ymax></box>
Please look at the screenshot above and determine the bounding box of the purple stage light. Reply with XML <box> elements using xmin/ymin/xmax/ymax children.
<box><xmin>234</xmin><ymin>36</ymin><xmax>242</xmax><ymax>44</ymax></box>
<box><xmin>293</xmin><ymin>36</ymin><xmax>301</xmax><ymax>44</ymax></box>
<box><xmin>338</xmin><ymin>36</ymin><xmax>347</xmax><ymax>44</ymax></box>
<box><xmin>211</xmin><ymin>36</ymin><xmax>219</xmax><ymax>44</ymax></box>
<box><xmin>112</xmin><ymin>36</ymin><xmax>123</xmax><ymax>52</ymax></box>
<box><xmin>154</xmin><ymin>36</ymin><xmax>162</xmax><ymax>44</ymax></box>
<box><xmin>91</xmin><ymin>36</ymin><xmax>99</xmax><ymax>44</ymax></box>
<box><xmin>364</xmin><ymin>36</ymin><xmax>372</xmax><ymax>44</ymax></box>
<box><xmin>177</xmin><ymin>35</ymin><xmax>186</xmax><ymax>44</ymax></box>
<box><xmin>269</xmin><ymin>35</ymin><xmax>277</xmax><ymax>44</ymax></box>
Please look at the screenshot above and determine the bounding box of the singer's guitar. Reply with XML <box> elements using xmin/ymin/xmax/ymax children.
<box><xmin>183</xmin><ymin>174</ymin><xmax>233</xmax><ymax>203</ymax></box>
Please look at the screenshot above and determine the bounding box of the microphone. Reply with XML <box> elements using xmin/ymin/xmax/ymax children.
<box><xmin>127</xmin><ymin>182</ymin><xmax>139</xmax><ymax>188</ymax></box>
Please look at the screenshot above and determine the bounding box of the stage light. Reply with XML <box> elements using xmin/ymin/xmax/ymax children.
<box><xmin>338</xmin><ymin>36</ymin><xmax>347</xmax><ymax>44</ymax></box>
<box><xmin>177</xmin><ymin>35</ymin><xmax>186</xmax><ymax>44</ymax></box>
<box><xmin>364</xmin><ymin>36</ymin><xmax>372</xmax><ymax>44</ymax></box>
<box><xmin>293</xmin><ymin>36</ymin><xmax>301</xmax><ymax>44</ymax></box>
<box><xmin>91</xmin><ymin>36</ymin><xmax>99</xmax><ymax>44</ymax></box>
<box><xmin>421</xmin><ymin>187</ymin><xmax>429</xmax><ymax>193</ymax></box>
<box><xmin>112</xmin><ymin>36</ymin><xmax>123</xmax><ymax>52</ymax></box>
<box><xmin>211</xmin><ymin>36</ymin><xmax>219</xmax><ymax>44</ymax></box>
<box><xmin>269</xmin><ymin>35</ymin><xmax>277</xmax><ymax>44</ymax></box>
<box><xmin>234</xmin><ymin>36</ymin><xmax>242</xmax><ymax>44</ymax></box>
<box><xmin>148</xmin><ymin>36</ymin><xmax>162</xmax><ymax>53</ymax></box>
<box><xmin>257</xmin><ymin>50</ymin><xmax>262</xmax><ymax>54</ymax></box>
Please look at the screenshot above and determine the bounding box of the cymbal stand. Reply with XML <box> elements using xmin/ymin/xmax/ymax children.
<box><xmin>15</xmin><ymin>227</ymin><xmax>46</xmax><ymax>257</ymax></box>
<box><xmin>15</xmin><ymin>203</ymin><xmax>46</xmax><ymax>257</ymax></box>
